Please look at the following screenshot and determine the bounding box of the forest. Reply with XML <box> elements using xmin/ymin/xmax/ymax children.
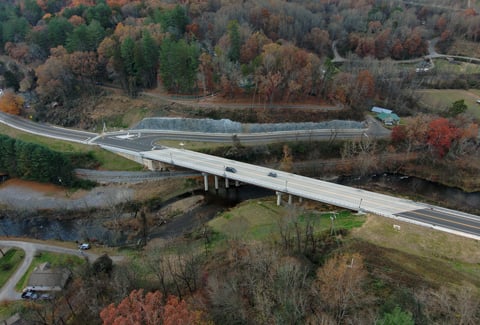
<box><xmin>1</xmin><ymin>0</ymin><xmax>480</xmax><ymax>324</ymax></box>
<box><xmin>0</xmin><ymin>0</ymin><xmax>478</xmax><ymax>113</ymax></box>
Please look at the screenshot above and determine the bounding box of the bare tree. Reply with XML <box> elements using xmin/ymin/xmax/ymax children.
<box><xmin>314</xmin><ymin>253</ymin><xmax>368</xmax><ymax>323</ymax></box>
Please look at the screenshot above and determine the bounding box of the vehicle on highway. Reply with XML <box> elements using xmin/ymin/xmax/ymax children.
<box><xmin>79</xmin><ymin>243</ymin><xmax>91</xmax><ymax>250</ymax></box>
<box><xmin>268</xmin><ymin>171</ymin><xmax>277</xmax><ymax>177</ymax></box>
<box><xmin>476</xmin><ymin>99</ymin><xmax>480</xmax><ymax>104</ymax></box>
<box><xmin>225</xmin><ymin>166</ymin><xmax>237</xmax><ymax>173</ymax></box>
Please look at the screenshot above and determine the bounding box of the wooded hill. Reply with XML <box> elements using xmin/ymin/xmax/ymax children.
<box><xmin>0</xmin><ymin>0</ymin><xmax>479</xmax><ymax>113</ymax></box>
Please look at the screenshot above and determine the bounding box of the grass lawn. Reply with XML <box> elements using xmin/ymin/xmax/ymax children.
<box><xmin>0</xmin><ymin>249</ymin><xmax>24</xmax><ymax>289</ymax></box>
<box><xmin>351</xmin><ymin>215</ymin><xmax>480</xmax><ymax>287</ymax></box>
<box><xmin>416</xmin><ymin>89</ymin><xmax>480</xmax><ymax>119</ymax></box>
<box><xmin>208</xmin><ymin>199</ymin><xmax>365</xmax><ymax>242</ymax></box>
<box><xmin>433</xmin><ymin>59</ymin><xmax>480</xmax><ymax>74</ymax></box>
<box><xmin>15</xmin><ymin>251</ymin><xmax>85</xmax><ymax>292</ymax></box>
<box><xmin>0</xmin><ymin>124</ymin><xmax>143</xmax><ymax>171</ymax></box>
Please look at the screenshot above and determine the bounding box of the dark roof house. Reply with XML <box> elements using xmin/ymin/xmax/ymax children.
<box><xmin>26</xmin><ymin>262</ymin><xmax>71</xmax><ymax>292</ymax></box>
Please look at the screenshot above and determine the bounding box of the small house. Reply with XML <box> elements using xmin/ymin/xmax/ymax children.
<box><xmin>376</xmin><ymin>112</ymin><xmax>400</xmax><ymax>126</ymax></box>
<box><xmin>26</xmin><ymin>262</ymin><xmax>71</xmax><ymax>292</ymax></box>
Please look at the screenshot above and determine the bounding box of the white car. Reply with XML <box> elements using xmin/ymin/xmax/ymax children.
<box><xmin>79</xmin><ymin>243</ymin><xmax>91</xmax><ymax>250</ymax></box>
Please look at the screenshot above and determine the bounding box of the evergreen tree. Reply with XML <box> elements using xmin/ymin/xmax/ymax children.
<box><xmin>228</xmin><ymin>20</ymin><xmax>241</xmax><ymax>63</ymax></box>
<box><xmin>23</xmin><ymin>0</ymin><xmax>44</xmax><ymax>25</ymax></box>
<box><xmin>0</xmin><ymin>135</ymin><xmax>16</xmax><ymax>176</ymax></box>
<box><xmin>86</xmin><ymin>20</ymin><xmax>105</xmax><ymax>51</ymax></box>
<box><xmin>159</xmin><ymin>38</ymin><xmax>200</xmax><ymax>94</ymax></box>
<box><xmin>155</xmin><ymin>5</ymin><xmax>189</xmax><ymax>39</ymax></box>
<box><xmin>121</xmin><ymin>37</ymin><xmax>138</xmax><ymax>96</ymax></box>
<box><xmin>85</xmin><ymin>2</ymin><xmax>112</xmax><ymax>29</ymax></box>
<box><xmin>2</xmin><ymin>16</ymin><xmax>30</xmax><ymax>43</ymax></box>
<box><xmin>141</xmin><ymin>30</ymin><xmax>159</xmax><ymax>88</ymax></box>
<box><xmin>47</xmin><ymin>16</ymin><xmax>73</xmax><ymax>48</ymax></box>
<box><xmin>66</xmin><ymin>24</ymin><xmax>89</xmax><ymax>52</ymax></box>
<box><xmin>378</xmin><ymin>306</ymin><xmax>414</xmax><ymax>325</ymax></box>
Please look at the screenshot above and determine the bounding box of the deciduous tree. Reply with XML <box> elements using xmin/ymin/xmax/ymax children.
<box><xmin>427</xmin><ymin>118</ymin><xmax>460</xmax><ymax>158</ymax></box>
<box><xmin>100</xmin><ymin>289</ymin><xmax>205</xmax><ymax>325</ymax></box>
<box><xmin>36</xmin><ymin>46</ymin><xmax>75</xmax><ymax>102</ymax></box>
<box><xmin>315</xmin><ymin>253</ymin><xmax>367</xmax><ymax>323</ymax></box>
<box><xmin>0</xmin><ymin>90</ymin><xmax>23</xmax><ymax>115</ymax></box>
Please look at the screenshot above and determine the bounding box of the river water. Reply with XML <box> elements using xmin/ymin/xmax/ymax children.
<box><xmin>0</xmin><ymin>185</ymin><xmax>274</xmax><ymax>245</ymax></box>
<box><xmin>336</xmin><ymin>173</ymin><xmax>480</xmax><ymax>215</ymax></box>
<box><xmin>0</xmin><ymin>175</ymin><xmax>478</xmax><ymax>244</ymax></box>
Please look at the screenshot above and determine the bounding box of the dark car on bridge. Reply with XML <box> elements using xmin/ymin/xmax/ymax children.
<box><xmin>225</xmin><ymin>166</ymin><xmax>237</xmax><ymax>173</ymax></box>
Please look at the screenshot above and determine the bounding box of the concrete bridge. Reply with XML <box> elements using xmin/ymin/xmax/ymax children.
<box><xmin>103</xmin><ymin>144</ymin><xmax>480</xmax><ymax>241</ymax></box>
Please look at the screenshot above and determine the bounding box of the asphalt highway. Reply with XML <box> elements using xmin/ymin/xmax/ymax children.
<box><xmin>140</xmin><ymin>147</ymin><xmax>480</xmax><ymax>240</ymax></box>
<box><xmin>1</xmin><ymin>111</ymin><xmax>479</xmax><ymax>239</ymax></box>
<box><xmin>0</xmin><ymin>112</ymin><xmax>96</xmax><ymax>143</ymax></box>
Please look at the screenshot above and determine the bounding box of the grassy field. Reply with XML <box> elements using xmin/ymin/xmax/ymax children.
<box><xmin>0</xmin><ymin>249</ymin><xmax>24</xmax><ymax>289</ymax></box>
<box><xmin>208</xmin><ymin>199</ymin><xmax>365</xmax><ymax>242</ymax></box>
<box><xmin>207</xmin><ymin>198</ymin><xmax>480</xmax><ymax>288</ymax></box>
<box><xmin>433</xmin><ymin>59</ymin><xmax>480</xmax><ymax>74</ymax></box>
<box><xmin>14</xmin><ymin>251</ymin><xmax>85</xmax><ymax>292</ymax></box>
<box><xmin>416</xmin><ymin>89</ymin><xmax>480</xmax><ymax>119</ymax></box>
<box><xmin>351</xmin><ymin>215</ymin><xmax>480</xmax><ymax>287</ymax></box>
<box><xmin>0</xmin><ymin>124</ymin><xmax>143</xmax><ymax>171</ymax></box>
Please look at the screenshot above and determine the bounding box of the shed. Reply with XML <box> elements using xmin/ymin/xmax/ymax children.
<box><xmin>371</xmin><ymin>106</ymin><xmax>392</xmax><ymax>114</ymax></box>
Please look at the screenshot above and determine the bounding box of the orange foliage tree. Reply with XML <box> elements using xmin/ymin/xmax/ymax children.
<box><xmin>0</xmin><ymin>91</ymin><xmax>24</xmax><ymax>115</ymax></box>
<box><xmin>100</xmin><ymin>289</ymin><xmax>206</xmax><ymax>325</ymax></box>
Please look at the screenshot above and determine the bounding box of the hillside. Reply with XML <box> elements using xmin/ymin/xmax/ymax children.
<box><xmin>0</xmin><ymin>0</ymin><xmax>480</xmax><ymax>323</ymax></box>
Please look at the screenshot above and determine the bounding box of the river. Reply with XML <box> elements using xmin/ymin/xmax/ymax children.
<box><xmin>0</xmin><ymin>175</ymin><xmax>478</xmax><ymax>245</ymax></box>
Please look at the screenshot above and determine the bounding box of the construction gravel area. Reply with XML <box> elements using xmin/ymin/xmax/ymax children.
<box><xmin>0</xmin><ymin>179</ymin><xmax>134</xmax><ymax>211</ymax></box>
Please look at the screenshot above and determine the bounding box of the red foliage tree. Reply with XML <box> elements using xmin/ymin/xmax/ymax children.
<box><xmin>391</xmin><ymin>125</ymin><xmax>407</xmax><ymax>143</ymax></box>
<box><xmin>100</xmin><ymin>289</ymin><xmax>205</xmax><ymax>325</ymax></box>
<box><xmin>427</xmin><ymin>118</ymin><xmax>460</xmax><ymax>158</ymax></box>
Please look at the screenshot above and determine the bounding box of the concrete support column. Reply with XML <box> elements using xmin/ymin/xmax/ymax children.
<box><xmin>214</xmin><ymin>176</ymin><xmax>219</xmax><ymax>190</ymax></box>
<box><xmin>299</xmin><ymin>197</ymin><xmax>303</xmax><ymax>203</ymax></box>
<box><xmin>276</xmin><ymin>191</ymin><xmax>282</xmax><ymax>206</ymax></box>
<box><xmin>288</xmin><ymin>195</ymin><xmax>292</xmax><ymax>205</ymax></box>
<box><xmin>225</xmin><ymin>177</ymin><xmax>229</xmax><ymax>188</ymax></box>
<box><xmin>235</xmin><ymin>180</ymin><xmax>240</xmax><ymax>187</ymax></box>
<box><xmin>202</xmin><ymin>173</ymin><xmax>208</xmax><ymax>191</ymax></box>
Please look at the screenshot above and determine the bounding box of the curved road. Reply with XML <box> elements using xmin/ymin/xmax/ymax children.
<box><xmin>0</xmin><ymin>240</ymin><xmax>123</xmax><ymax>302</ymax></box>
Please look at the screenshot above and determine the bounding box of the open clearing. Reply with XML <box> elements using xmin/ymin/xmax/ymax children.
<box><xmin>351</xmin><ymin>214</ymin><xmax>480</xmax><ymax>286</ymax></box>
<box><xmin>416</xmin><ymin>89</ymin><xmax>480</xmax><ymax>118</ymax></box>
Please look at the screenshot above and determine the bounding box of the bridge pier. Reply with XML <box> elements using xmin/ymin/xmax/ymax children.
<box><xmin>288</xmin><ymin>194</ymin><xmax>292</xmax><ymax>205</ymax></box>
<box><xmin>214</xmin><ymin>176</ymin><xmax>219</xmax><ymax>190</ymax></box>
<box><xmin>276</xmin><ymin>191</ymin><xmax>282</xmax><ymax>206</ymax></box>
<box><xmin>202</xmin><ymin>173</ymin><xmax>208</xmax><ymax>191</ymax></box>
<box><xmin>235</xmin><ymin>180</ymin><xmax>240</xmax><ymax>187</ymax></box>
<box><xmin>225</xmin><ymin>177</ymin><xmax>229</xmax><ymax>189</ymax></box>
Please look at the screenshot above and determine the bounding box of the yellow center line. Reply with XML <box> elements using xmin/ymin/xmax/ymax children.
<box><xmin>404</xmin><ymin>209</ymin><xmax>480</xmax><ymax>231</ymax></box>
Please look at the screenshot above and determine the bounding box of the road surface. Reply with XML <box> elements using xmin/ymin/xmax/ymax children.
<box><xmin>0</xmin><ymin>112</ymin><xmax>479</xmax><ymax>239</ymax></box>
<box><xmin>139</xmin><ymin>147</ymin><xmax>480</xmax><ymax>240</ymax></box>
<box><xmin>0</xmin><ymin>240</ymin><xmax>123</xmax><ymax>302</ymax></box>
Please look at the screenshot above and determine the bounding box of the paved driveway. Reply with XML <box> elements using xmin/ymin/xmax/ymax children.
<box><xmin>0</xmin><ymin>240</ymin><xmax>123</xmax><ymax>302</ymax></box>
